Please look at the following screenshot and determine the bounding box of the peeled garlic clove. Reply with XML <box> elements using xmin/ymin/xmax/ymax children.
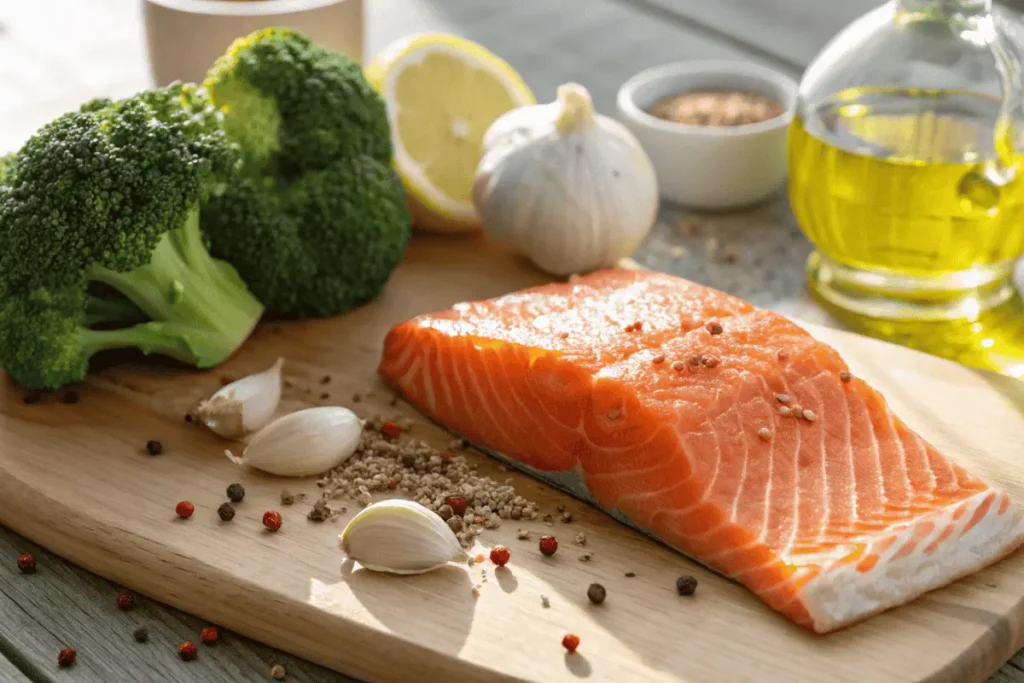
<box><xmin>340</xmin><ymin>499</ymin><xmax>470</xmax><ymax>575</ymax></box>
<box><xmin>225</xmin><ymin>406</ymin><xmax>362</xmax><ymax>477</ymax></box>
<box><xmin>197</xmin><ymin>358</ymin><xmax>285</xmax><ymax>438</ymax></box>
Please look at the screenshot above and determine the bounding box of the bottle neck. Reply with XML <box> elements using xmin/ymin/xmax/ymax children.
<box><xmin>895</xmin><ymin>0</ymin><xmax>992</xmax><ymax>16</ymax></box>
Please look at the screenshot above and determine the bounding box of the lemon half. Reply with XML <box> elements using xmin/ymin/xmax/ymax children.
<box><xmin>367</xmin><ymin>34</ymin><xmax>535</xmax><ymax>233</ymax></box>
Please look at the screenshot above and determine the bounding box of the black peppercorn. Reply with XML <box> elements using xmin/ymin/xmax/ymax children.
<box><xmin>133</xmin><ymin>625</ymin><xmax>149</xmax><ymax>643</ymax></box>
<box><xmin>145</xmin><ymin>440</ymin><xmax>163</xmax><ymax>456</ymax></box>
<box><xmin>226</xmin><ymin>483</ymin><xmax>245</xmax><ymax>503</ymax></box>
<box><xmin>587</xmin><ymin>583</ymin><xmax>606</xmax><ymax>605</ymax></box>
<box><xmin>676</xmin><ymin>575</ymin><xmax>698</xmax><ymax>596</ymax></box>
<box><xmin>217</xmin><ymin>503</ymin><xmax>236</xmax><ymax>522</ymax></box>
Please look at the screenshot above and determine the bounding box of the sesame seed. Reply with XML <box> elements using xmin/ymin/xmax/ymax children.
<box><xmin>777</xmin><ymin>348</ymin><xmax>790</xmax><ymax>361</ymax></box>
<box><xmin>672</xmin><ymin>361</ymin><xmax>686</xmax><ymax>371</ymax></box>
<box><xmin>802</xmin><ymin>409</ymin><xmax>818</xmax><ymax>422</ymax></box>
<box><xmin>757</xmin><ymin>427</ymin><xmax>772</xmax><ymax>441</ymax></box>
<box><xmin>702</xmin><ymin>355</ymin><xmax>720</xmax><ymax>368</ymax></box>
<box><xmin>840</xmin><ymin>371</ymin><xmax>852</xmax><ymax>383</ymax></box>
<box><xmin>705</xmin><ymin>320</ymin><xmax>723</xmax><ymax>335</ymax></box>
<box><xmin>779</xmin><ymin>406</ymin><xmax>792</xmax><ymax>417</ymax></box>
<box><xmin>652</xmin><ymin>354</ymin><xmax>666</xmax><ymax>365</ymax></box>
<box><xmin>792</xmin><ymin>407</ymin><xmax>804</xmax><ymax>419</ymax></box>
<box><xmin>775</xmin><ymin>393</ymin><xmax>790</xmax><ymax>403</ymax></box>
<box><xmin>688</xmin><ymin>355</ymin><xmax>703</xmax><ymax>366</ymax></box>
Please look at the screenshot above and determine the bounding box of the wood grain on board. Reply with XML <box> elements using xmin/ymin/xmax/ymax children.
<box><xmin>0</xmin><ymin>528</ymin><xmax>356</xmax><ymax>683</ymax></box>
<box><xmin>1</xmin><ymin>235</ymin><xmax>1024</xmax><ymax>683</ymax></box>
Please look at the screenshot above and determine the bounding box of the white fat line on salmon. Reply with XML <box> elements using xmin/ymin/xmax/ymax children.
<box><xmin>738</xmin><ymin>375</ymin><xmax>779</xmax><ymax>528</ymax></box>
<box><xmin>800</xmin><ymin>372</ymin><xmax>830</xmax><ymax>546</ymax></box>
<box><xmin>461</xmin><ymin>352</ymin><xmax>517</xmax><ymax>450</ymax></box>
<box><xmin>880</xmin><ymin>386</ymin><xmax>914</xmax><ymax>520</ymax></box>
<box><xmin>727</xmin><ymin>388</ymin><xmax>754</xmax><ymax>524</ymax></box>
<box><xmin>422</xmin><ymin>344</ymin><xmax>437</xmax><ymax>413</ymax></box>
<box><xmin>396</xmin><ymin>358</ymin><xmax>421</xmax><ymax>392</ymax></box>
<box><xmin>775</xmin><ymin>371</ymin><xmax>804</xmax><ymax>553</ymax></box>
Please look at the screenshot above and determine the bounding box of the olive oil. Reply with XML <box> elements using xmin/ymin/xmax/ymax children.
<box><xmin>788</xmin><ymin>87</ymin><xmax>1024</xmax><ymax>377</ymax></box>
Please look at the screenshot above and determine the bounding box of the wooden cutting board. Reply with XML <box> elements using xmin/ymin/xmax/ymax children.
<box><xmin>1</xmin><ymin>234</ymin><xmax>1023</xmax><ymax>683</ymax></box>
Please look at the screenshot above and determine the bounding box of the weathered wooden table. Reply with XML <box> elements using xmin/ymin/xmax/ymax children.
<box><xmin>2</xmin><ymin>0</ymin><xmax>1024</xmax><ymax>681</ymax></box>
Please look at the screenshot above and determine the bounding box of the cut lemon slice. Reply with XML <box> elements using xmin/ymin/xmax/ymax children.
<box><xmin>367</xmin><ymin>34</ymin><xmax>535</xmax><ymax>233</ymax></box>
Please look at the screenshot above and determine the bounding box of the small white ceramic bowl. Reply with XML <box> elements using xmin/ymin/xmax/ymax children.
<box><xmin>143</xmin><ymin>0</ymin><xmax>364</xmax><ymax>87</ymax></box>
<box><xmin>616</xmin><ymin>60</ymin><xmax>798</xmax><ymax>209</ymax></box>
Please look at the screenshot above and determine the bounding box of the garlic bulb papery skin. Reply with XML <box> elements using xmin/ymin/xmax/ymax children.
<box><xmin>197</xmin><ymin>358</ymin><xmax>284</xmax><ymax>439</ymax></box>
<box><xmin>340</xmin><ymin>499</ymin><xmax>470</xmax><ymax>575</ymax></box>
<box><xmin>473</xmin><ymin>82</ymin><xmax>659</xmax><ymax>277</ymax></box>
<box><xmin>224</xmin><ymin>406</ymin><xmax>362</xmax><ymax>477</ymax></box>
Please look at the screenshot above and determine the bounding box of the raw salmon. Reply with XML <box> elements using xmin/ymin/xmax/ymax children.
<box><xmin>378</xmin><ymin>268</ymin><xmax>1024</xmax><ymax>633</ymax></box>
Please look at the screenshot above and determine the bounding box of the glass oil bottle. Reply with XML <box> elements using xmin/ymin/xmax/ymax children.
<box><xmin>788</xmin><ymin>0</ymin><xmax>1024</xmax><ymax>377</ymax></box>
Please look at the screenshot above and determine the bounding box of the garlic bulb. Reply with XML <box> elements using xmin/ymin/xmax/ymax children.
<box><xmin>340</xmin><ymin>499</ymin><xmax>470</xmax><ymax>575</ymax></box>
<box><xmin>197</xmin><ymin>358</ymin><xmax>284</xmax><ymax>438</ymax></box>
<box><xmin>473</xmin><ymin>82</ymin><xmax>658</xmax><ymax>276</ymax></box>
<box><xmin>225</xmin><ymin>406</ymin><xmax>362</xmax><ymax>477</ymax></box>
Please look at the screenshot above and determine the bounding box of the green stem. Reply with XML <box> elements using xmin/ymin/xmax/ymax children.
<box><xmin>84</xmin><ymin>294</ymin><xmax>146</xmax><ymax>327</ymax></box>
<box><xmin>85</xmin><ymin>206</ymin><xmax>265</xmax><ymax>367</ymax></box>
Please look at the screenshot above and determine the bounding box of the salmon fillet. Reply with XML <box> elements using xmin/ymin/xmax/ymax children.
<box><xmin>378</xmin><ymin>268</ymin><xmax>1024</xmax><ymax>633</ymax></box>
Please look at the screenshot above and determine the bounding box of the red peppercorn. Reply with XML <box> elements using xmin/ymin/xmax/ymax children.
<box><xmin>490</xmin><ymin>545</ymin><xmax>511</xmax><ymax>567</ymax></box>
<box><xmin>539</xmin><ymin>535</ymin><xmax>558</xmax><ymax>556</ymax></box>
<box><xmin>380</xmin><ymin>421</ymin><xmax>402</xmax><ymax>439</ymax></box>
<box><xmin>115</xmin><ymin>590</ymin><xmax>135</xmax><ymax>610</ymax></box>
<box><xmin>57</xmin><ymin>648</ymin><xmax>77</xmax><ymax>668</ymax></box>
<box><xmin>262</xmin><ymin>510</ymin><xmax>282</xmax><ymax>531</ymax></box>
<box><xmin>445</xmin><ymin>496</ymin><xmax>468</xmax><ymax>517</ymax></box>
<box><xmin>562</xmin><ymin>634</ymin><xmax>580</xmax><ymax>654</ymax></box>
<box><xmin>178</xmin><ymin>641</ymin><xmax>198</xmax><ymax>661</ymax></box>
<box><xmin>200</xmin><ymin>626</ymin><xmax>219</xmax><ymax>645</ymax></box>
<box><xmin>17</xmin><ymin>553</ymin><xmax>36</xmax><ymax>574</ymax></box>
<box><xmin>175</xmin><ymin>501</ymin><xmax>194</xmax><ymax>519</ymax></box>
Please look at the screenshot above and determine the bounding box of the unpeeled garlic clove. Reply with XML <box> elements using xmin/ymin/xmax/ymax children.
<box><xmin>340</xmin><ymin>499</ymin><xmax>470</xmax><ymax>575</ymax></box>
<box><xmin>197</xmin><ymin>358</ymin><xmax>284</xmax><ymax>438</ymax></box>
<box><xmin>225</xmin><ymin>406</ymin><xmax>362</xmax><ymax>477</ymax></box>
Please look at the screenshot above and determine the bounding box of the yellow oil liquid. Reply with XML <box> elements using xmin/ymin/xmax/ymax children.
<box><xmin>788</xmin><ymin>87</ymin><xmax>1024</xmax><ymax>377</ymax></box>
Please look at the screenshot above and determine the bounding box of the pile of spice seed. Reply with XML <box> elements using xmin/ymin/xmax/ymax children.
<box><xmin>316</xmin><ymin>416</ymin><xmax>540</xmax><ymax>548</ymax></box>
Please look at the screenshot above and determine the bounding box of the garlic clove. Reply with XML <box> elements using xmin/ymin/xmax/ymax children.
<box><xmin>225</xmin><ymin>406</ymin><xmax>362</xmax><ymax>478</ymax></box>
<box><xmin>340</xmin><ymin>499</ymin><xmax>470</xmax><ymax>575</ymax></box>
<box><xmin>197</xmin><ymin>358</ymin><xmax>285</xmax><ymax>439</ymax></box>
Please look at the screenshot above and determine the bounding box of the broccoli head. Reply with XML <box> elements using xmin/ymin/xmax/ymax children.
<box><xmin>0</xmin><ymin>83</ymin><xmax>265</xmax><ymax>389</ymax></box>
<box><xmin>202</xmin><ymin>28</ymin><xmax>411</xmax><ymax>320</ymax></box>
<box><xmin>205</xmin><ymin>27</ymin><xmax>392</xmax><ymax>174</ymax></box>
<box><xmin>205</xmin><ymin>155</ymin><xmax>410</xmax><ymax>318</ymax></box>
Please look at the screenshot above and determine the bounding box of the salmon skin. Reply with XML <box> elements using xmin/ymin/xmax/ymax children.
<box><xmin>378</xmin><ymin>268</ymin><xmax>1024</xmax><ymax>633</ymax></box>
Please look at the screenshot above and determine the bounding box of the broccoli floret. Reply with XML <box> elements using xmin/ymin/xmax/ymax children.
<box><xmin>202</xmin><ymin>28</ymin><xmax>411</xmax><ymax>320</ymax></box>
<box><xmin>205</xmin><ymin>155</ymin><xmax>410</xmax><ymax>318</ymax></box>
<box><xmin>0</xmin><ymin>83</ymin><xmax>265</xmax><ymax>389</ymax></box>
<box><xmin>205</xmin><ymin>27</ymin><xmax>391</xmax><ymax>175</ymax></box>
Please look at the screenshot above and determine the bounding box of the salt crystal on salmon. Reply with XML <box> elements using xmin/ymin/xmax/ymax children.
<box><xmin>378</xmin><ymin>268</ymin><xmax>1024</xmax><ymax>633</ymax></box>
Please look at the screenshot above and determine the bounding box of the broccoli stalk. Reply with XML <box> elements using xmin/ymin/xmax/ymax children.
<box><xmin>84</xmin><ymin>207</ymin><xmax>264</xmax><ymax>365</ymax></box>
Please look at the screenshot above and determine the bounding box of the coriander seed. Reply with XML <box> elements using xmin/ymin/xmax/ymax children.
<box><xmin>270</xmin><ymin>663</ymin><xmax>287</xmax><ymax>680</ymax></box>
<box><xmin>280</xmin><ymin>490</ymin><xmax>295</xmax><ymax>505</ymax></box>
<box><xmin>145</xmin><ymin>440</ymin><xmax>163</xmax><ymax>456</ymax></box>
